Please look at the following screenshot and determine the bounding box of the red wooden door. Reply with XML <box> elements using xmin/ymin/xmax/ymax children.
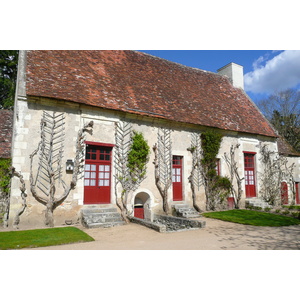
<box><xmin>84</xmin><ymin>145</ymin><xmax>112</xmax><ymax>204</ymax></box>
<box><xmin>172</xmin><ymin>156</ymin><xmax>183</xmax><ymax>201</ymax></box>
<box><xmin>281</xmin><ymin>182</ymin><xmax>289</xmax><ymax>205</ymax></box>
<box><xmin>296</xmin><ymin>182</ymin><xmax>300</xmax><ymax>205</ymax></box>
<box><xmin>134</xmin><ymin>207</ymin><xmax>144</xmax><ymax>219</ymax></box>
<box><xmin>244</xmin><ymin>153</ymin><xmax>256</xmax><ymax>198</ymax></box>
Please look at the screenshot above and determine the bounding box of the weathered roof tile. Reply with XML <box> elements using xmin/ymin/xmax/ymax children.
<box><xmin>26</xmin><ymin>50</ymin><xmax>277</xmax><ymax>137</ymax></box>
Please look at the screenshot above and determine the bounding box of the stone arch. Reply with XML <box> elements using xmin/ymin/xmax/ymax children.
<box><xmin>132</xmin><ymin>189</ymin><xmax>154</xmax><ymax>221</ymax></box>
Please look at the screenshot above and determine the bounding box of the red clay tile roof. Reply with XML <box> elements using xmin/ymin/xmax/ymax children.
<box><xmin>277</xmin><ymin>136</ymin><xmax>300</xmax><ymax>157</ymax></box>
<box><xmin>0</xmin><ymin>110</ymin><xmax>13</xmax><ymax>158</ymax></box>
<box><xmin>26</xmin><ymin>50</ymin><xmax>277</xmax><ymax>137</ymax></box>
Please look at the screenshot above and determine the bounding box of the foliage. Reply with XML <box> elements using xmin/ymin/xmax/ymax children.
<box><xmin>127</xmin><ymin>131</ymin><xmax>150</xmax><ymax>182</ymax></box>
<box><xmin>0</xmin><ymin>227</ymin><xmax>94</xmax><ymax>250</ymax></box>
<box><xmin>0</xmin><ymin>158</ymin><xmax>12</xmax><ymax>194</ymax></box>
<box><xmin>283</xmin><ymin>205</ymin><xmax>300</xmax><ymax>211</ymax></box>
<box><xmin>0</xmin><ymin>50</ymin><xmax>19</xmax><ymax>109</ymax></box>
<box><xmin>200</xmin><ymin>130</ymin><xmax>231</xmax><ymax>210</ymax></box>
<box><xmin>202</xmin><ymin>209</ymin><xmax>300</xmax><ymax>226</ymax></box>
<box><xmin>258</xmin><ymin>89</ymin><xmax>300</xmax><ymax>152</ymax></box>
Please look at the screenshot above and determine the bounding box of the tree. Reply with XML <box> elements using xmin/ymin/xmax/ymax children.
<box><xmin>30</xmin><ymin>111</ymin><xmax>93</xmax><ymax>227</ymax></box>
<box><xmin>153</xmin><ymin>128</ymin><xmax>172</xmax><ymax>214</ymax></box>
<box><xmin>0</xmin><ymin>50</ymin><xmax>19</xmax><ymax>109</ymax></box>
<box><xmin>114</xmin><ymin>122</ymin><xmax>150</xmax><ymax>222</ymax></box>
<box><xmin>258</xmin><ymin>89</ymin><xmax>300</xmax><ymax>152</ymax></box>
<box><xmin>224</xmin><ymin>144</ymin><xmax>244</xmax><ymax>209</ymax></box>
<box><xmin>187</xmin><ymin>132</ymin><xmax>202</xmax><ymax>212</ymax></box>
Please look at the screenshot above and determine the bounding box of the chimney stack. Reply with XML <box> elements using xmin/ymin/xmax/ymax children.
<box><xmin>217</xmin><ymin>62</ymin><xmax>244</xmax><ymax>90</ymax></box>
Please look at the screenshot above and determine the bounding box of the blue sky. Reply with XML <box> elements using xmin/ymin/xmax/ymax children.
<box><xmin>138</xmin><ymin>50</ymin><xmax>300</xmax><ymax>104</ymax></box>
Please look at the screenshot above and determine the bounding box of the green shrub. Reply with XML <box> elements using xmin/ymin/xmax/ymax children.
<box><xmin>275</xmin><ymin>209</ymin><xmax>281</xmax><ymax>214</ymax></box>
<box><xmin>282</xmin><ymin>210</ymin><xmax>289</xmax><ymax>215</ymax></box>
<box><xmin>264</xmin><ymin>207</ymin><xmax>271</xmax><ymax>212</ymax></box>
<box><xmin>0</xmin><ymin>158</ymin><xmax>12</xmax><ymax>195</ymax></box>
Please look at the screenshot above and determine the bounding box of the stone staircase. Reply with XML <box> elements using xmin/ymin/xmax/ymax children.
<box><xmin>81</xmin><ymin>205</ymin><xmax>125</xmax><ymax>228</ymax></box>
<box><xmin>173</xmin><ymin>204</ymin><xmax>201</xmax><ymax>218</ymax></box>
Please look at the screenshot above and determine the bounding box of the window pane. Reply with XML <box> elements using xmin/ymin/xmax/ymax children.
<box><xmin>84</xmin><ymin>172</ymin><xmax>90</xmax><ymax>178</ymax></box>
<box><xmin>176</xmin><ymin>176</ymin><xmax>181</xmax><ymax>182</ymax></box>
<box><xmin>84</xmin><ymin>179</ymin><xmax>90</xmax><ymax>186</ymax></box>
<box><xmin>91</xmin><ymin>172</ymin><xmax>96</xmax><ymax>179</ymax></box>
<box><xmin>91</xmin><ymin>165</ymin><xmax>96</xmax><ymax>171</ymax></box>
<box><xmin>90</xmin><ymin>180</ymin><xmax>96</xmax><ymax>186</ymax></box>
<box><xmin>105</xmin><ymin>173</ymin><xmax>109</xmax><ymax>179</ymax></box>
<box><xmin>172</xmin><ymin>176</ymin><xmax>176</xmax><ymax>182</ymax></box>
<box><xmin>85</xmin><ymin>164</ymin><xmax>91</xmax><ymax>171</ymax></box>
<box><xmin>99</xmin><ymin>180</ymin><xmax>104</xmax><ymax>186</ymax></box>
<box><xmin>104</xmin><ymin>180</ymin><xmax>109</xmax><ymax>186</ymax></box>
<box><xmin>99</xmin><ymin>172</ymin><xmax>104</xmax><ymax>179</ymax></box>
<box><xmin>100</xmin><ymin>165</ymin><xmax>104</xmax><ymax>171</ymax></box>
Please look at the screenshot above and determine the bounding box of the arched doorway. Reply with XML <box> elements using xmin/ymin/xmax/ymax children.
<box><xmin>134</xmin><ymin>192</ymin><xmax>151</xmax><ymax>219</ymax></box>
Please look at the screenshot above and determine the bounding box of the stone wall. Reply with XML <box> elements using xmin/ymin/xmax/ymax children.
<box><xmin>9</xmin><ymin>95</ymin><xmax>281</xmax><ymax>228</ymax></box>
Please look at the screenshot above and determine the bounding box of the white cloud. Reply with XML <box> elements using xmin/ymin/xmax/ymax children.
<box><xmin>244</xmin><ymin>50</ymin><xmax>300</xmax><ymax>94</ymax></box>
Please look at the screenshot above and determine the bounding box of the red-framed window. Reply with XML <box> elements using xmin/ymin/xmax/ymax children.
<box><xmin>244</xmin><ymin>152</ymin><xmax>257</xmax><ymax>198</ymax></box>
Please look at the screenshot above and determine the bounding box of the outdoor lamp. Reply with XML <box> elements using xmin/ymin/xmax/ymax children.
<box><xmin>66</xmin><ymin>159</ymin><xmax>74</xmax><ymax>172</ymax></box>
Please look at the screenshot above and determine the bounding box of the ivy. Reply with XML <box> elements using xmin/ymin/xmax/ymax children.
<box><xmin>200</xmin><ymin>130</ymin><xmax>231</xmax><ymax>210</ymax></box>
<box><xmin>127</xmin><ymin>131</ymin><xmax>150</xmax><ymax>182</ymax></box>
<box><xmin>0</xmin><ymin>158</ymin><xmax>12</xmax><ymax>195</ymax></box>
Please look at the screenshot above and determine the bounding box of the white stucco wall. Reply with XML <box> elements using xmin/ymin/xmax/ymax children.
<box><xmin>9</xmin><ymin>96</ymin><xmax>283</xmax><ymax>227</ymax></box>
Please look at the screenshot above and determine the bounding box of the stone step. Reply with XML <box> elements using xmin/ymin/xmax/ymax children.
<box><xmin>81</xmin><ymin>207</ymin><xmax>118</xmax><ymax>214</ymax></box>
<box><xmin>81</xmin><ymin>205</ymin><xmax>125</xmax><ymax>228</ymax></box>
<box><xmin>173</xmin><ymin>204</ymin><xmax>200</xmax><ymax>218</ymax></box>
<box><xmin>87</xmin><ymin>221</ymin><xmax>126</xmax><ymax>228</ymax></box>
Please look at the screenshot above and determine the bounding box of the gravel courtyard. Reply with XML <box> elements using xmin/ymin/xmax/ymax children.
<box><xmin>32</xmin><ymin>217</ymin><xmax>300</xmax><ymax>250</ymax></box>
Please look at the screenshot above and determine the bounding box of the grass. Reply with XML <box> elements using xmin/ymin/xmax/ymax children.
<box><xmin>0</xmin><ymin>227</ymin><xmax>94</xmax><ymax>250</ymax></box>
<box><xmin>202</xmin><ymin>209</ymin><xmax>300</xmax><ymax>227</ymax></box>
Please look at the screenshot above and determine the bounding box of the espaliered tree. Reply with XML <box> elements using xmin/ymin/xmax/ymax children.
<box><xmin>114</xmin><ymin>121</ymin><xmax>150</xmax><ymax>222</ymax></box>
<box><xmin>224</xmin><ymin>144</ymin><xmax>244</xmax><ymax>209</ymax></box>
<box><xmin>187</xmin><ymin>132</ymin><xmax>202</xmax><ymax>212</ymax></box>
<box><xmin>30</xmin><ymin>111</ymin><xmax>93</xmax><ymax>227</ymax></box>
<box><xmin>153</xmin><ymin>128</ymin><xmax>172</xmax><ymax>214</ymax></box>
<box><xmin>259</xmin><ymin>143</ymin><xmax>295</xmax><ymax>206</ymax></box>
<box><xmin>200</xmin><ymin>130</ymin><xmax>231</xmax><ymax>211</ymax></box>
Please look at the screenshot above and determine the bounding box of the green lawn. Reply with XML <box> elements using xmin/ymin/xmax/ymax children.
<box><xmin>0</xmin><ymin>227</ymin><xmax>94</xmax><ymax>250</ymax></box>
<box><xmin>202</xmin><ymin>209</ymin><xmax>300</xmax><ymax>227</ymax></box>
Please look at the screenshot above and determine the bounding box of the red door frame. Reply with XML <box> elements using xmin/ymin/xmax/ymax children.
<box><xmin>296</xmin><ymin>182</ymin><xmax>300</xmax><ymax>205</ymax></box>
<box><xmin>281</xmin><ymin>182</ymin><xmax>289</xmax><ymax>205</ymax></box>
<box><xmin>172</xmin><ymin>156</ymin><xmax>183</xmax><ymax>201</ymax></box>
<box><xmin>244</xmin><ymin>152</ymin><xmax>257</xmax><ymax>198</ymax></box>
<box><xmin>84</xmin><ymin>142</ymin><xmax>114</xmax><ymax>205</ymax></box>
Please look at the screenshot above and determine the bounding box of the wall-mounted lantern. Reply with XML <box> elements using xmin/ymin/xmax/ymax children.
<box><xmin>66</xmin><ymin>159</ymin><xmax>74</xmax><ymax>173</ymax></box>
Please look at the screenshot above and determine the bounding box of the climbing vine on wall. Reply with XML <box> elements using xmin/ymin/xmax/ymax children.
<box><xmin>200</xmin><ymin>130</ymin><xmax>231</xmax><ymax>211</ymax></box>
<box><xmin>0</xmin><ymin>158</ymin><xmax>11</xmax><ymax>226</ymax></box>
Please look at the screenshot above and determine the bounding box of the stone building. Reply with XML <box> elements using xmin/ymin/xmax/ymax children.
<box><xmin>8</xmin><ymin>50</ymin><xmax>300</xmax><ymax>228</ymax></box>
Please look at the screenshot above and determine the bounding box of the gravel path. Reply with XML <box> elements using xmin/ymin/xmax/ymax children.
<box><xmin>31</xmin><ymin>217</ymin><xmax>300</xmax><ymax>250</ymax></box>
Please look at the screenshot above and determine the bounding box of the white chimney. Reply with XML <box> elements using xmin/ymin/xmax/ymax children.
<box><xmin>217</xmin><ymin>62</ymin><xmax>244</xmax><ymax>90</ymax></box>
